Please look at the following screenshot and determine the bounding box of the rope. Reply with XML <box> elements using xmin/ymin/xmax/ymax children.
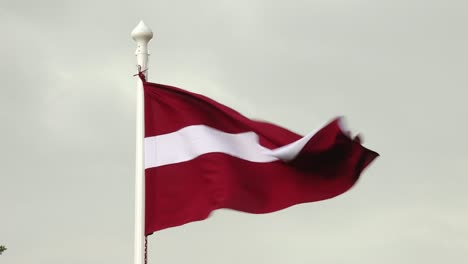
<box><xmin>133</xmin><ymin>65</ymin><xmax>148</xmax><ymax>82</ymax></box>
<box><xmin>144</xmin><ymin>236</ymin><xmax>148</xmax><ymax>264</ymax></box>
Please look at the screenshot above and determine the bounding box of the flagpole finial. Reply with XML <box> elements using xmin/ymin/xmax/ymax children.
<box><xmin>131</xmin><ymin>20</ymin><xmax>154</xmax><ymax>79</ymax></box>
<box><xmin>132</xmin><ymin>20</ymin><xmax>153</xmax><ymax>43</ymax></box>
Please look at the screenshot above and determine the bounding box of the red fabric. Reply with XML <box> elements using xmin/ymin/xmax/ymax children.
<box><xmin>143</xmin><ymin>81</ymin><xmax>379</xmax><ymax>234</ymax></box>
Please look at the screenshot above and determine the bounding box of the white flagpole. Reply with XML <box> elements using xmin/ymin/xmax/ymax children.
<box><xmin>131</xmin><ymin>20</ymin><xmax>153</xmax><ymax>264</ymax></box>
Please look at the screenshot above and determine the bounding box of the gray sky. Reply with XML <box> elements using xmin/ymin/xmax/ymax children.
<box><xmin>1</xmin><ymin>0</ymin><xmax>467</xmax><ymax>263</ymax></box>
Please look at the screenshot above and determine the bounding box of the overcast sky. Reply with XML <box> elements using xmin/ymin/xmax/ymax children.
<box><xmin>1</xmin><ymin>0</ymin><xmax>467</xmax><ymax>263</ymax></box>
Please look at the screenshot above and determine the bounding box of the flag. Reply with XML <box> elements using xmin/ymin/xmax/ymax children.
<box><xmin>143</xmin><ymin>79</ymin><xmax>379</xmax><ymax>234</ymax></box>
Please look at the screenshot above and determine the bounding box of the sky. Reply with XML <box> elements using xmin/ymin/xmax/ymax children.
<box><xmin>1</xmin><ymin>0</ymin><xmax>467</xmax><ymax>263</ymax></box>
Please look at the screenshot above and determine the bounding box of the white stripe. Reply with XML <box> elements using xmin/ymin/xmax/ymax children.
<box><xmin>144</xmin><ymin>122</ymin><xmax>342</xmax><ymax>169</ymax></box>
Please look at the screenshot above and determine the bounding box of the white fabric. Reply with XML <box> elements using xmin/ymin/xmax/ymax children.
<box><xmin>144</xmin><ymin>124</ymin><xmax>334</xmax><ymax>169</ymax></box>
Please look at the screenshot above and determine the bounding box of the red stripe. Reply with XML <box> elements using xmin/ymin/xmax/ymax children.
<box><xmin>145</xmin><ymin>118</ymin><xmax>378</xmax><ymax>234</ymax></box>
<box><xmin>144</xmin><ymin>82</ymin><xmax>301</xmax><ymax>149</ymax></box>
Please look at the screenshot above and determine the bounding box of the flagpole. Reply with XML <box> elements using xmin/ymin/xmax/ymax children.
<box><xmin>131</xmin><ymin>20</ymin><xmax>153</xmax><ymax>264</ymax></box>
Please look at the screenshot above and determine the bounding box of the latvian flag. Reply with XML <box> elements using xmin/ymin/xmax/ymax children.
<box><xmin>143</xmin><ymin>79</ymin><xmax>379</xmax><ymax>234</ymax></box>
